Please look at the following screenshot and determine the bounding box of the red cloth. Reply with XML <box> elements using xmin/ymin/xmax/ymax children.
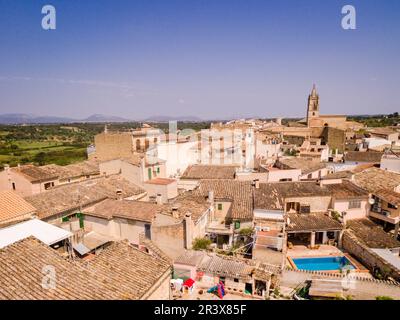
<box><xmin>183</xmin><ymin>278</ymin><xmax>195</xmax><ymax>288</ymax></box>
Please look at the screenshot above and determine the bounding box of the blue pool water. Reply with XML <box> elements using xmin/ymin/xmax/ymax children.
<box><xmin>292</xmin><ymin>256</ymin><xmax>355</xmax><ymax>271</ymax></box>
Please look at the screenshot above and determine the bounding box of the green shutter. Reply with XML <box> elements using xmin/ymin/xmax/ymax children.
<box><xmin>234</xmin><ymin>221</ymin><xmax>240</xmax><ymax>230</ymax></box>
<box><xmin>217</xmin><ymin>203</ymin><xmax>223</xmax><ymax>210</ymax></box>
<box><xmin>76</xmin><ymin>212</ymin><xmax>84</xmax><ymax>228</ymax></box>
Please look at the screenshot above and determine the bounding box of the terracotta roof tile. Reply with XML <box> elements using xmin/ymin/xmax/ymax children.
<box><xmin>254</xmin><ymin>182</ymin><xmax>330</xmax><ymax>211</ymax></box>
<box><xmin>0</xmin><ymin>191</ymin><xmax>36</xmax><ymax>225</ymax></box>
<box><xmin>87</xmin><ymin>199</ymin><xmax>159</xmax><ymax>222</ymax></box>
<box><xmin>286</xmin><ymin>212</ymin><xmax>342</xmax><ymax>232</ymax></box>
<box><xmin>0</xmin><ymin>237</ymin><xmax>171</xmax><ymax>300</ymax></box>
<box><xmin>181</xmin><ymin>165</ymin><xmax>238</xmax><ymax>180</ymax></box>
<box><xmin>193</xmin><ymin>180</ymin><xmax>253</xmax><ymax>220</ymax></box>
<box><xmin>25</xmin><ymin>176</ymin><xmax>145</xmax><ymax>219</ymax></box>
<box><xmin>346</xmin><ymin>219</ymin><xmax>400</xmax><ymax>249</ymax></box>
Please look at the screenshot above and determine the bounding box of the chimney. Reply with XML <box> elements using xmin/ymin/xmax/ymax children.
<box><xmin>156</xmin><ymin>193</ymin><xmax>163</xmax><ymax>205</ymax></box>
<box><xmin>172</xmin><ymin>206</ymin><xmax>180</xmax><ymax>219</ymax></box>
<box><xmin>140</xmin><ymin>156</ymin><xmax>146</xmax><ymax>170</ymax></box>
<box><xmin>184</xmin><ymin>212</ymin><xmax>193</xmax><ymax>249</ymax></box>
<box><xmin>208</xmin><ymin>190</ymin><xmax>214</xmax><ymax>204</ymax></box>
<box><xmin>254</xmin><ymin>179</ymin><xmax>260</xmax><ymax>189</ymax></box>
<box><xmin>116</xmin><ymin>189</ymin><xmax>123</xmax><ymax>200</ymax></box>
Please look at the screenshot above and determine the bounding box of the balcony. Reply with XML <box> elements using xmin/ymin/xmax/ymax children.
<box><xmin>206</xmin><ymin>220</ymin><xmax>234</xmax><ymax>235</ymax></box>
<box><xmin>369</xmin><ymin>209</ymin><xmax>400</xmax><ymax>225</ymax></box>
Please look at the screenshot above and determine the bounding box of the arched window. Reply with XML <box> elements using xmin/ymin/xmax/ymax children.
<box><xmin>145</xmin><ymin>139</ymin><xmax>150</xmax><ymax>149</ymax></box>
<box><xmin>136</xmin><ymin>139</ymin><xmax>141</xmax><ymax>150</ymax></box>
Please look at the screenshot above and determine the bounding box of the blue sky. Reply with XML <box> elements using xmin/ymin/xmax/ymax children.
<box><xmin>0</xmin><ymin>0</ymin><xmax>399</xmax><ymax>120</ymax></box>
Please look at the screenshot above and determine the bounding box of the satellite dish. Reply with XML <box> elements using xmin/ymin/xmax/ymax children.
<box><xmin>368</xmin><ymin>198</ymin><xmax>375</xmax><ymax>205</ymax></box>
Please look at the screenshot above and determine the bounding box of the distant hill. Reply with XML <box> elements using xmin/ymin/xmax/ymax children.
<box><xmin>80</xmin><ymin>114</ymin><xmax>132</xmax><ymax>123</ymax></box>
<box><xmin>0</xmin><ymin>113</ymin><xmax>203</xmax><ymax>124</ymax></box>
<box><xmin>0</xmin><ymin>114</ymin><xmax>75</xmax><ymax>124</ymax></box>
<box><xmin>0</xmin><ymin>113</ymin><xmax>131</xmax><ymax>124</ymax></box>
<box><xmin>143</xmin><ymin>115</ymin><xmax>203</xmax><ymax>122</ymax></box>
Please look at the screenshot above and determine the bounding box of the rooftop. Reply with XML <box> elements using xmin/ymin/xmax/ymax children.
<box><xmin>286</xmin><ymin>212</ymin><xmax>343</xmax><ymax>233</ymax></box>
<box><xmin>0</xmin><ymin>191</ymin><xmax>36</xmax><ymax>225</ymax></box>
<box><xmin>158</xmin><ymin>193</ymin><xmax>210</xmax><ymax>223</ymax></box>
<box><xmin>144</xmin><ymin>178</ymin><xmax>176</xmax><ymax>185</ymax></box>
<box><xmin>181</xmin><ymin>164</ymin><xmax>238</xmax><ymax>180</ymax></box>
<box><xmin>323</xmin><ymin>180</ymin><xmax>369</xmax><ymax>200</ymax></box>
<box><xmin>11</xmin><ymin>164</ymin><xmax>59</xmax><ymax>182</ymax></box>
<box><xmin>25</xmin><ymin>175</ymin><xmax>146</xmax><ymax>219</ymax></box>
<box><xmin>193</xmin><ymin>179</ymin><xmax>253</xmax><ymax>220</ymax></box>
<box><xmin>0</xmin><ymin>219</ymin><xmax>72</xmax><ymax>249</ymax></box>
<box><xmin>42</xmin><ymin>161</ymin><xmax>99</xmax><ymax>180</ymax></box>
<box><xmin>353</xmin><ymin>167</ymin><xmax>400</xmax><ymax>193</ymax></box>
<box><xmin>346</xmin><ymin>219</ymin><xmax>400</xmax><ymax>249</ymax></box>
<box><xmin>174</xmin><ymin>250</ymin><xmax>265</xmax><ymax>281</ymax></box>
<box><xmin>276</xmin><ymin>157</ymin><xmax>326</xmax><ymax>174</ymax></box>
<box><xmin>374</xmin><ymin>188</ymin><xmax>400</xmax><ymax>206</ymax></box>
<box><xmin>87</xmin><ymin>199</ymin><xmax>159</xmax><ymax>222</ymax></box>
<box><xmin>254</xmin><ymin>182</ymin><xmax>330</xmax><ymax>211</ymax></box>
<box><xmin>369</xmin><ymin>127</ymin><xmax>398</xmax><ymax>136</ymax></box>
<box><xmin>10</xmin><ymin>161</ymin><xmax>100</xmax><ymax>182</ymax></box>
<box><xmin>0</xmin><ymin>237</ymin><xmax>171</xmax><ymax>300</ymax></box>
<box><xmin>344</xmin><ymin>151</ymin><xmax>383</xmax><ymax>163</ymax></box>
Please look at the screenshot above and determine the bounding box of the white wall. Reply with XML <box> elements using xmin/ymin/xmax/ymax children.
<box><xmin>381</xmin><ymin>157</ymin><xmax>400</xmax><ymax>174</ymax></box>
<box><xmin>157</xmin><ymin>141</ymin><xmax>198</xmax><ymax>177</ymax></box>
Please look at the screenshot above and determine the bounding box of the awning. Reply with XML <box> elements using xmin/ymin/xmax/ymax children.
<box><xmin>0</xmin><ymin>219</ymin><xmax>72</xmax><ymax>249</ymax></box>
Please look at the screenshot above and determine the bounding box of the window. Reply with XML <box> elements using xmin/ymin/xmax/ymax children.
<box><xmin>148</xmin><ymin>168</ymin><xmax>152</xmax><ymax>180</ymax></box>
<box><xmin>234</xmin><ymin>278</ymin><xmax>239</xmax><ymax>283</ymax></box>
<box><xmin>157</xmin><ymin>167</ymin><xmax>160</xmax><ymax>174</ymax></box>
<box><xmin>388</xmin><ymin>203</ymin><xmax>397</xmax><ymax>209</ymax></box>
<box><xmin>217</xmin><ymin>203</ymin><xmax>222</xmax><ymax>210</ymax></box>
<box><xmin>145</xmin><ymin>224</ymin><xmax>151</xmax><ymax>239</ymax></box>
<box><xmin>299</xmin><ymin>205</ymin><xmax>311</xmax><ymax>214</ymax></box>
<box><xmin>44</xmin><ymin>182</ymin><xmax>54</xmax><ymax>190</ymax></box>
<box><xmin>12</xmin><ymin>182</ymin><xmax>16</xmax><ymax>190</ymax></box>
<box><xmin>349</xmin><ymin>200</ymin><xmax>361</xmax><ymax>209</ymax></box>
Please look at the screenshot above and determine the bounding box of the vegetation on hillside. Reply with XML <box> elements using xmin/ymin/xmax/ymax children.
<box><xmin>0</xmin><ymin>121</ymin><xmax>211</xmax><ymax>169</ymax></box>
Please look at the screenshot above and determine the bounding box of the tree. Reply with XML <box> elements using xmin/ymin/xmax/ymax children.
<box><xmin>376</xmin><ymin>296</ymin><xmax>394</xmax><ymax>300</ymax></box>
<box><xmin>192</xmin><ymin>237</ymin><xmax>212</xmax><ymax>251</ymax></box>
<box><xmin>34</xmin><ymin>152</ymin><xmax>46</xmax><ymax>166</ymax></box>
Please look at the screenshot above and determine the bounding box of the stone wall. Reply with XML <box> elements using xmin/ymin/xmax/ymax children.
<box><xmin>322</xmin><ymin>127</ymin><xmax>345</xmax><ymax>153</ymax></box>
<box><xmin>342</xmin><ymin>230</ymin><xmax>400</xmax><ymax>281</ymax></box>
<box><xmin>152</xmin><ymin>222</ymin><xmax>185</xmax><ymax>259</ymax></box>
<box><xmin>93</xmin><ymin>132</ymin><xmax>134</xmax><ymax>161</ymax></box>
<box><xmin>142</xmin><ymin>269</ymin><xmax>172</xmax><ymax>300</ymax></box>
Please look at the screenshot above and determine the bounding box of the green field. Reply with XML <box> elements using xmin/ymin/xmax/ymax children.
<box><xmin>0</xmin><ymin>124</ymin><xmax>102</xmax><ymax>168</ymax></box>
<box><xmin>0</xmin><ymin>121</ymin><xmax>213</xmax><ymax>169</ymax></box>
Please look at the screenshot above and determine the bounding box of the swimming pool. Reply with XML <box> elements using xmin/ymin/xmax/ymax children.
<box><xmin>291</xmin><ymin>256</ymin><xmax>356</xmax><ymax>271</ymax></box>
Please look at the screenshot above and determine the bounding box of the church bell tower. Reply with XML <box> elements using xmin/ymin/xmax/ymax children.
<box><xmin>306</xmin><ymin>84</ymin><xmax>319</xmax><ymax>127</ymax></box>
